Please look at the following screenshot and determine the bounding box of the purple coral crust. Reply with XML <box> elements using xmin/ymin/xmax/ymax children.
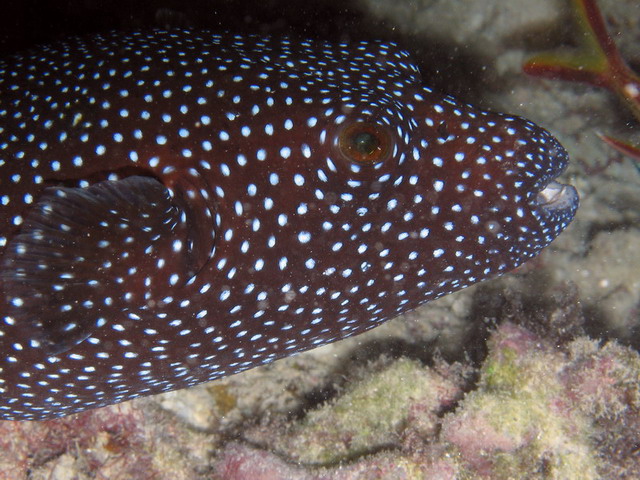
<box><xmin>0</xmin><ymin>402</ymin><xmax>162</xmax><ymax>479</ymax></box>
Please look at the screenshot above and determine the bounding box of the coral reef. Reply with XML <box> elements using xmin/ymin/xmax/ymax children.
<box><xmin>215</xmin><ymin>319</ymin><xmax>640</xmax><ymax>479</ymax></box>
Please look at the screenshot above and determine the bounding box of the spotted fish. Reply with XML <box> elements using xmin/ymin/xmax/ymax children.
<box><xmin>0</xmin><ymin>30</ymin><xmax>578</xmax><ymax>420</ymax></box>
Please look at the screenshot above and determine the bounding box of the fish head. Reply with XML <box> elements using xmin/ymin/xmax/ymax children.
<box><xmin>253</xmin><ymin>80</ymin><xmax>579</xmax><ymax>310</ymax></box>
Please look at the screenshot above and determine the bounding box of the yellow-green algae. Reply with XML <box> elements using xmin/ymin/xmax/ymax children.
<box><xmin>275</xmin><ymin>357</ymin><xmax>462</xmax><ymax>465</ymax></box>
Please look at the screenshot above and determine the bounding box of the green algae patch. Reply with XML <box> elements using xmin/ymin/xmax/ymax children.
<box><xmin>482</xmin><ymin>347</ymin><xmax>521</xmax><ymax>393</ymax></box>
<box><xmin>276</xmin><ymin>357</ymin><xmax>462</xmax><ymax>465</ymax></box>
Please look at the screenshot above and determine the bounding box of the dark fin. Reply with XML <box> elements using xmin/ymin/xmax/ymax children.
<box><xmin>1</xmin><ymin>176</ymin><xmax>217</xmax><ymax>355</ymax></box>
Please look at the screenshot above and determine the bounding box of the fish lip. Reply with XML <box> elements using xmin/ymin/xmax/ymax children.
<box><xmin>529</xmin><ymin>137</ymin><xmax>578</xmax><ymax>214</ymax></box>
<box><xmin>534</xmin><ymin>180</ymin><xmax>579</xmax><ymax>212</ymax></box>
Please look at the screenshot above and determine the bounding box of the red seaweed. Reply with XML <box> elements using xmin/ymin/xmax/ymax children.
<box><xmin>524</xmin><ymin>0</ymin><xmax>640</xmax><ymax>169</ymax></box>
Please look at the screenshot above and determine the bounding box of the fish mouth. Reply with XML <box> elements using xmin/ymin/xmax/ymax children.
<box><xmin>535</xmin><ymin>180</ymin><xmax>579</xmax><ymax>212</ymax></box>
<box><xmin>528</xmin><ymin>134</ymin><xmax>579</xmax><ymax>216</ymax></box>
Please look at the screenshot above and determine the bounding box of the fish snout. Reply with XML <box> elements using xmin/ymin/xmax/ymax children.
<box><xmin>524</xmin><ymin>129</ymin><xmax>579</xmax><ymax>221</ymax></box>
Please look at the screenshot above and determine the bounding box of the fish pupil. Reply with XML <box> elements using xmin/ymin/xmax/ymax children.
<box><xmin>339</xmin><ymin>122</ymin><xmax>390</xmax><ymax>165</ymax></box>
<box><xmin>352</xmin><ymin>132</ymin><xmax>379</xmax><ymax>156</ymax></box>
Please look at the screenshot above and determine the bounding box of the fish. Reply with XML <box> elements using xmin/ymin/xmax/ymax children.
<box><xmin>0</xmin><ymin>29</ymin><xmax>578</xmax><ymax>420</ymax></box>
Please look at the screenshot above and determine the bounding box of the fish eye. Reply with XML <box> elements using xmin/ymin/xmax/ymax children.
<box><xmin>339</xmin><ymin>122</ymin><xmax>392</xmax><ymax>165</ymax></box>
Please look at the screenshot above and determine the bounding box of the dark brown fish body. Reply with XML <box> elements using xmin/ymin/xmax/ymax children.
<box><xmin>0</xmin><ymin>30</ymin><xmax>578</xmax><ymax>420</ymax></box>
